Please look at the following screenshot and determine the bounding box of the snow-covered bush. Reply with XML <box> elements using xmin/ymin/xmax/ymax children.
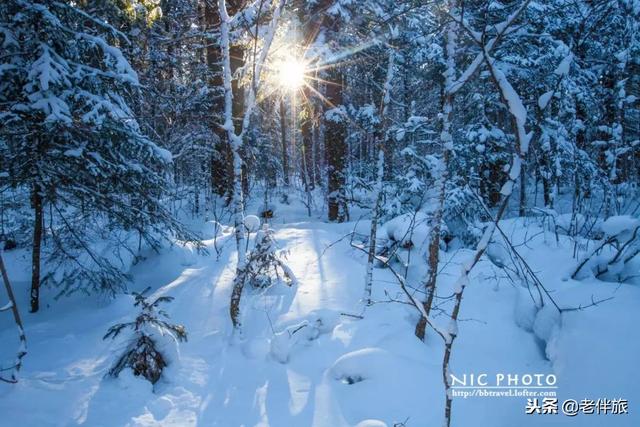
<box><xmin>376</xmin><ymin>211</ymin><xmax>450</xmax><ymax>268</ymax></box>
<box><xmin>104</xmin><ymin>288</ymin><xmax>187</xmax><ymax>384</ymax></box>
<box><xmin>443</xmin><ymin>184</ymin><xmax>484</xmax><ymax>245</ymax></box>
<box><xmin>533</xmin><ymin>208</ymin><xmax>601</xmax><ymax>241</ymax></box>
<box><xmin>572</xmin><ymin>215</ymin><xmax>640</xmax><ymax>282</ymax></box>
<box><xmin>269</xmin><ymin>309</ymin><xmax>339</xmax><ymax>363</ymax></box>
<box><xmin>245</xmin><ymin>226</ymin><xmax>296</xmax><ymax>289</ymax></box>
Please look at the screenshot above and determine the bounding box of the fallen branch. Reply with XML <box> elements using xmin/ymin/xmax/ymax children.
<box><xmin>0</xmin><ymin>251</ymin><xmax>27</xmax><ymax>383</ymax></box>
<box><xmin>350</xmin><ymin>240</ymin><xmax>447</xmax><ymax>341</ymax></box>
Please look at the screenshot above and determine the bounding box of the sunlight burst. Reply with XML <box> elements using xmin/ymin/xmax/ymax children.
<box><xmin>277</xmin><ymin>57</ymin><xmax>306</xmax><ymax>90</ymax></box>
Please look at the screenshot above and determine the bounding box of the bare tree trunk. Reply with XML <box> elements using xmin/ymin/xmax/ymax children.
<box><xmin>207</xmin><ymin>0</ymin><xmax>244</xmax><ymax>199</ymax></box>
<box><xmin>218</xmin><ymin>0</ymin><xmax>286</xmax><ymax>333</ymax></box>
<box><xmin>364</xmin><ymin>150</ymin><xmax>384</xmax><ymax>304</ymax></box>
<box><xmin>297</xmin><ymin>0</ymin><xmax>325</xmax><ymax>190</ymax></box>
<box><xmin>218</xmin><ymin>0</ymin><xmax>247</xmax><ymax>332</ymax></box>
<box><xmin>519</xmin><ymin>161</ymin><xmax>526</xmax><ymax>215</ymax></box>
<box><xmin>30</xmin><ymin>183</ymin><xmax>43</xmax><ymax>313</ymax></box>
<box><xmin>280</xmin><ymin>98</ymin><xmax>290</xmax><ymax>188</ymax></box>
<box><xmin>297</xmin><ymin>0</ymin><xmax>348</xmax><ymax>222</ymax></box>
<box><xmin>541</xmin><ymin>151</ymin><xmax>553</xmax><ymax>208</ymax></box>
<box><xmin>415</xmin><ymin>14</ymin><xmax>456</xmax><ymax>341</ymax></box>
<box><xmin>301</xmin><ymin>105</ymin><xmax>315</xmax><ymax>191</ymax></box>
<box><xmin>0</xmin><ymin>252</ymin><xmax>27</xmax><ymax>383</ymax></box>
<box><xmin>441</xmin><ymin>3</ymin><xmax>533</xmax><ymax>426</ymax></box>
<box><xmin>231</xmin><ymin>39</ymin><xmax>249</xmax><ymax>200</ymax></box>
<box><xmin>228</xmin><ymin>147</ymin><xmax>247</xmax><ymax>331</ymax></box>
<box><xmin>325</xmin><ymin>69</ymin><xmax>347</xmax><ymax>222</ymax></box>
<box><xmin>364</xmin><ymin>50</ymin><xmax>395</xmax><ymax>305</ymax></box>
<box><xmin>205</xmin><ymin>0</ymin><xmax>229</xmax><ymax>197</ymax></box>
<box><xmin>300</xmin><ymin>134</ymin><xmax>313</xmax><ymax>216</ymax></box>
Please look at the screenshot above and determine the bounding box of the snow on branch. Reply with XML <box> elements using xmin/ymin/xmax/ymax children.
<box><xmin>448</xmin><ymin>0</ymin><xmax>532</xmax><ymax>95</ymax></box>
<box><xmin>483</xmin><ymin>51</ymin><xmax>532</xmax><ymax>156</ymax></box>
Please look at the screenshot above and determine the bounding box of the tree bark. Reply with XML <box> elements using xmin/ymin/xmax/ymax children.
<box><xmin>30</xmin><ymin>183</ymin><xmax>43</xmax><ymax>313</ymax></box>
<box><xmin>206</xmin><ymin>0</ymin><xmax>244</xmax><ymax>199</ymax></box>
<box><xmin>325</xmin><ymin>69</ymin><xmax>347</xmax><ymax>222</ymax></box>
<box><xmin>415</xmin><ymin>18</ymin><xmax>456</xmax><ymax>340</ymax></box>
<box><xmin>218</xmin><ymin>0</ymin><xmax>286</xmax><ymax>332</ymax></box>
<box><xmin>279</xmin><ymin>97</ymin><xmax>289</xmax><ymax>187</ymax></box>
<box><xmin>364</xmin><ymin>50</ymin><xmax>395</xmax><ymax>305</ymax></box>
<box><xmin>301</xmin><ymin>108</ymin><xmax>315</xmax><ymax>190</ymax></box>
<box><xmin>519</xmin><ymin>161</ymin><xmax>526</xmax><ymax>216</ymax></box>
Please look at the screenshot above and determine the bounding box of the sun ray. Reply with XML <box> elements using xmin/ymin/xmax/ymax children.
<box><xmin>275</xmin><ymin>56</ymin><xmax>307</xmax><ymax>90</ymax></box>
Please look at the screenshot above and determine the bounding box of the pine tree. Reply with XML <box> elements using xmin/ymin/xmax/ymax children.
<box><xmin>0</xmin><ymin>0</ymin><xmax>197</xmax><ymax>310</ymax></box>
<box><xmin>103</xmin><ymin>287</ymin><xmax>187</xmax><ymax>384</ymax></box>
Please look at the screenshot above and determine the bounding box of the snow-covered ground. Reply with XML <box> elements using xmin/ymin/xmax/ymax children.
<box><xmin>1</xmin><ymin>206</ymin><xmax>638</xmax><ymax>426</ymax></box>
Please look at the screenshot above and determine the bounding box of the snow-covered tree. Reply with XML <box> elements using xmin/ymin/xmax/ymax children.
<box><xmin>103</xmin><ymin>288</ymin><xmax>187</xmax><ymax>384</ymax></box>
<box><xmin>0</xmin><ymin>0</ymin><xmax>197</xmax><ymax>311</ymax></box>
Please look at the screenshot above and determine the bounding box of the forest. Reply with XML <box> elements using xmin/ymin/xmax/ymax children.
<box><xmin>0</xmin><ymin>0</ymin><xmax>639</xmax><ymax>426</ymax></box>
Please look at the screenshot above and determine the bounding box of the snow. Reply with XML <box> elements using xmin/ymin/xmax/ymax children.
<box><xmin>80</xmin><ymin>33</ymin><xmax>138</xmax><ymax>84</ymax></box>
<box><xmin>330</xmin><ymin>347</ymin><xmax>395</xmax><ymax>383</ymax></box>
<box><xmin>514</xmin><ymin>286</ymin><xmax>539</xmax><ymax>332</ymax></box>
<box><xmin>325</xmin><ymin>107</ymin><xmax>346</xmax><ymax>123</ymax></box>
<box><xmin>354</xmin><ymin>420</ymin><xmax>387</xmax><ymax>427</ymax></box>
<box><xmin>380</xmin><ymin>211</ymin><xmax>430</xmax><ymax>248</ymax></box>
<box><xmin>554</xmin><ymin>213</ymin><xmax>587</xmax><ymax>235</ymax></box>
<box><xmin>508</xmin><ymin>155</ymin><xmax>521</xmax><ymax>180</ymax></box>
<box><xmin>600</xmin><ymin>215</ymin><xmax>640</xmax><ymax>237</ymax></box>
<box><xmin>63</xmin><ymin>146</ymin><xmax>84</xmax><ymax>158</ymax></box>
<box><xmin>243</xmin><ymin>215</ymin><xmax>262</xmax><ymax>233</ymax></box>
<box><xmin>199</xmin><ymin>220</ymin><xmax>223</xmax><ymax>240</ymax></box>
<box><xmin>500</xmin><ymin>180</ymin><xmax>513</xmax><ymax>196</ymax></box>
<box><xmin>532</xmin><ymin>304</ymin><xmax>561</xmax><ymax>345</ymax></box>
<box><xmin>28</xmin><ymin>44</ymin><xmax>68</xmax><ymax>91</ymax></box>
<box><xmin>1</xmin><ymin>210</ymin><xmax>639</xmax><ymax>426</ymax></box>
<box><xmin>554</xmin><ymin>54</ymin><xmax>573</xmax><ymax>76</ymax></box>
<box><xmin>538</xmin><ymin>90</ymin><xmax>554</xmax><ymax>110</ymax></box>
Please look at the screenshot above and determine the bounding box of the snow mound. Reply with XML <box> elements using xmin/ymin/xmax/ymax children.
<box><xmin>486</xmin><ymin>240</ymin><xmax>510</xmax><ymax>268</ymax></box>
<box><xmin>355</xmin><ymin>420</ymin><xmax>388</xmax><ymax>427</ymax></box>
<box><xmin>115</xmin><ymin>369</ymin><xmax>154</xmax><ymax>394</ymax></box>
<box><xmin>555</xmin><ymin>213</ymin><xmax>586</xmax><ymax>235</ymax></box>
<box><xmin>243</xmin><ymin>337</ymin><xmax>271</xmax><ymax>359</ymax></box>
<box><xmin>270</xmin><ymin>328</ymin><xmax>296</xmax><ymax>363</ymax></box>
<box><xmin>330</xmin><ymin>348</ymin><xmax>394</xmax><ymax>384</ymax></box>
<box><xmin>269</xmin><ymin>320</ymin><xmax>318</xmax><ymax>363</ymax></box>
<box><xmin>381</xmin><ymin>212</ymin><xmax>430</xmax><ymax>247</ymax></box>
<box><xmin>600</xmin><ymin>215</ymin><xmax>640</xmax><ymax>238</ymax></box>
<box><xmin>270</xmin><ymin>310</ymin><xmax>341</xmax><ymax>363</ymax></box>
<box><xmin>244</xmin><ymin>215</ymin><xmax>261</xmax><ymax>232</ymax></box>
<box><xmin>532</xmin><ymin>304</ymin><xmax>561</xmax><ymax>345</ymax></box>
<box><xmin>178</xmin><ymin>243</ymin><xmax>197</xmax><ymax>266</ymax></box>
<box><xmin>514</xmin><ymin>286</ymin><xmax>539</xmax><ymax>332</ymax></box>
<box><xmin>201</xmin><ymin>220</ymin><xmax>223</xmax><ymax>239</ymax></box>
<box><xmin>307</xmin><ymin>308</ymin><xmax>340</xmax><ymax>334</ymax></box>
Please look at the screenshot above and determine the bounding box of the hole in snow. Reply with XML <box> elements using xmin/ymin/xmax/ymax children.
<box><xmin>339</xmin><ymin>374</ymin><xmax>364</xmax><ymax>385</ymax></box>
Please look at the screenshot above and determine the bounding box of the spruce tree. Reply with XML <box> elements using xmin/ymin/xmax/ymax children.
<box><xmin>0</xmin><ymin>0</ymin><xmax>197</xmax><ymax>310</ymax></box>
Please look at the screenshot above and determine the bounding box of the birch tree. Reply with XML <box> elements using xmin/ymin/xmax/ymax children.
<box><xmin>217</xmin><ymin>0</ymin><xmax>287</xmax><ymax>333</ymax></box>
<box><xmin>439</xmin><ymin>2</ymin><xmax>534</xmax><ymax>426</ymax></box>
<box><xmin>364</xmin><ymin>48</ymin><xmax>396</xmax><ymax>306</ymax></box>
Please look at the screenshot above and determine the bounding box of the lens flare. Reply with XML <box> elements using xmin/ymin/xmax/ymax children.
<box><xmin>277</xmin><ymin>57</ymin><xmax>306</xmax><ymax>90</ymax></box>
